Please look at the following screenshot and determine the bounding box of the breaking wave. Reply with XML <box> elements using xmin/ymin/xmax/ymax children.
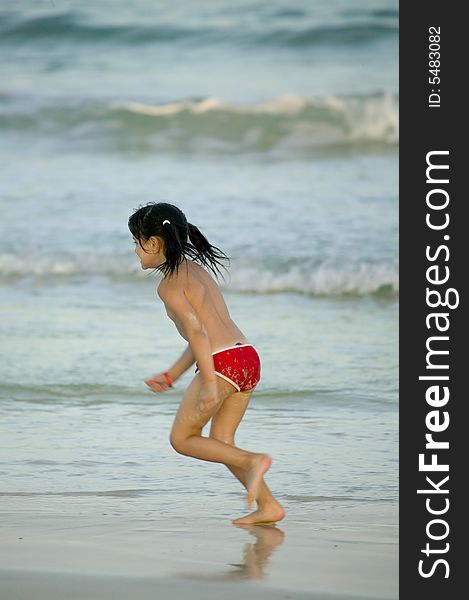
<box><xmin>0</xmin><ymin>253</ymin><xmax>398</xmax><ymax>298</ymax></box>
<box><xmin>0</xmin><ymin>92</ymin><xmax>398</xmax><ymax>154</ymax></box>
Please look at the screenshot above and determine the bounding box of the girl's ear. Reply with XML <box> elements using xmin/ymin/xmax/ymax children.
<box><xmin>148</xmin><ymin>235</ymin><xmax>162</xmax><ymax>253</ymax></box>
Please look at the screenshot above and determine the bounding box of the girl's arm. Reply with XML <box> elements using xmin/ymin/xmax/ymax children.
<box><xmin>158</xmin><ymin>287</ymin><xmax>216</xmax><ymax>386</ymax></box>
<box><xmin>144</xmin><ymin>344</ymin><xmax>194</xmax><ymax>393</ymax></box>
<box><xmin>166</xmin><ymin>343</ymin><xmax>195</xmax><ymax>382</ymax></box>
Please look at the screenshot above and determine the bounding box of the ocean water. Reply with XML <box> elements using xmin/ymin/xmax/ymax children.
<box><xmin>0</xmin><ymin>0</ymin><xmax>398</xmax><ymax>524</ymax></box>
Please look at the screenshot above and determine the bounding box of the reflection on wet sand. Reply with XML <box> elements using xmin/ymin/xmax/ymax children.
<box><xmin>178</xmin><ymin>524</ymin><xmax>285</xmax><ymax>582</ymax></box>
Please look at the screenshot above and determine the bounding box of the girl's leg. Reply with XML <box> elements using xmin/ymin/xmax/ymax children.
<box><xmin>209</xmin><ymin>390</ymin><xmax>285</xmax><ymax>525</ymax></box>
<box><xmin>169</xmin><ymin>374</ymin><xmax>271</xmax><ymax>507</ymax></box>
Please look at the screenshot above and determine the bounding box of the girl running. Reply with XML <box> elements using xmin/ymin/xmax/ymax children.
<box><xmin>128</xmin><ymin>202</ymin><xmax>285</xmax><ymax>525</ymax></box>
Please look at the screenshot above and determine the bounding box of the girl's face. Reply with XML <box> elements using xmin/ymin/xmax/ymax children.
<box><xmin>132</xmin><ymin>235</ymin><xmax>163</xmax><ymax>270</ymax></box>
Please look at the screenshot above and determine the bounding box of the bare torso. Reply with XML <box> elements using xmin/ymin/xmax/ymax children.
<box><xmin>158</xmin><ymin>260</ymin><xmax>248</xmax><ymax>352</ymax></box>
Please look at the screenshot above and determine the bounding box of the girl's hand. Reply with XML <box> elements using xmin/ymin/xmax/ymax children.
<box><xmin>144</xmin><ymin>372</ymin><xmax>172</xmax><ymax>393</ymax></box>
<box><xmin>198</xmin><ymin>380</ymin><xmax>220</xmax><ymax>413</ymax></box>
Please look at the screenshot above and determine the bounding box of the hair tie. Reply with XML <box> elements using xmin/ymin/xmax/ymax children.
<box><xmin>162</xmin><ymin>219</ymin><xmax>171</xmax><ymax>226</ymax></box>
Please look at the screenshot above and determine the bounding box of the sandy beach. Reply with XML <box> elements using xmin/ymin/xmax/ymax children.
<box><xmin>0</xmin><ymin>502</ymin><xmax>397</xmax><ymax>600</ymax></box>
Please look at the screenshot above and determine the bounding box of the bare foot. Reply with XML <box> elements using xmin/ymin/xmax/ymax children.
<box><xmin>233</xmin><ymin>501</ymin><xmax>286</xmax><ymax>525</ymax></box>
<box><xmin>245</xmin><ymin>454</ymin><xmax>272</xmax><ymax>508</ymax></box>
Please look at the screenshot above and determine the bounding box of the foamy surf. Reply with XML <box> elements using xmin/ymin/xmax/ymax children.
<box><xmin>0</xmin><ymin>253</ymin><xmax>398</xmax><ymax>297</ymax></box>
<box><xmin>110</xmin><ymin>92</ymin><xmax>399</xmax><ymax>145</ymax></box>
<box><xmin>1</xmin><ymin>93</ymin><xmax>398</xmax><ymax>153</ymax></box>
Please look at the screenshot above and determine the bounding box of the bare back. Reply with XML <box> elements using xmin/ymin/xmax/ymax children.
<box><xmin>158</xmin><ymin>260</ymin><xmax>248</xmax><ymax>352</ymax></box>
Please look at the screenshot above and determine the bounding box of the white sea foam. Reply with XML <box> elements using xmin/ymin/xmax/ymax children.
<box><xmin>0</xmin><ymin>253</ymin><xmax>139</xmax><ymax>278</ymax></box>
<box><xmin>110</xmin><ymin>92</ymin><xmax>399</xmax><ymax>145</ymax></box>
<box><xmin>226</xmin><ymin>263</ymin><xmax>398</xmax><ymax>296</ymax></box>
<box><xmin>0</xmin><ymin>253</ymin><xmax>398</xmax><ymax>296</ymax></box>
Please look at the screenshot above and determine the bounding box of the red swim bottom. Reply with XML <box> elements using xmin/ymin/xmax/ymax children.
<box><xmin>195</xmin><ymin>343</ymin><xmax>261</xmax><ymax>392</ymax></box>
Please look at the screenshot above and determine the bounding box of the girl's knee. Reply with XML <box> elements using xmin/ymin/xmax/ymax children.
<box><xmin>169</xmin><ymin>430</ymin><xmax>188</xmax><ymax>454</ymax></box>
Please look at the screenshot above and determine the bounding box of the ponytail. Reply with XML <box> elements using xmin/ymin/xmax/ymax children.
<box><xmin>185</xmin><ymin>223</ymin><xmax>229</xmax><ymax>278</ymax></box>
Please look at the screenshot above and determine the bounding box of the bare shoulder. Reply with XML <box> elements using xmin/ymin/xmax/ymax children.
<box><xmin>156</xmin><ymin>261</ymin><xmax>195</xmax><ymax>299</ymax></box>
<box><xmin>185</xmin><ymin>261</ymin><xmax>220</xmax><ymax>300</ymax></box>
<box><xmin>157</xmin><ymin>260</ymin><xmax>218</xmax><ymax>301</ymax></box>
<box><xmin>188</xmin><ymin>260</ymin><xmax>220</xmax><ymax>285</ymax></box>
<box><xmin>157</xmin><ymin>274</ymin><xmax>181</xmax><ymax>301</ymax></box>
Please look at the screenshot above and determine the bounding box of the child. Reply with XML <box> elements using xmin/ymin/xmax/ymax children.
<box><xmin>128</xmin><ymin>202</ymin><xmax>285</xmax><ymax>525</ymax></box>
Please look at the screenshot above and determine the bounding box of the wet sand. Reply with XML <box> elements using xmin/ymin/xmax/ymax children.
<box><xmin>0</xmin><ymin>504</ymin><xmax>397</xmax><ymax>599</ymax></box>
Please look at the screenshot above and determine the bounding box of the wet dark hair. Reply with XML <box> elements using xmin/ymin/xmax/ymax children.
<box><xmin>128</xmin><ymin>202</ymin><xmax>230</xmax><ymax>279</ymax></box>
